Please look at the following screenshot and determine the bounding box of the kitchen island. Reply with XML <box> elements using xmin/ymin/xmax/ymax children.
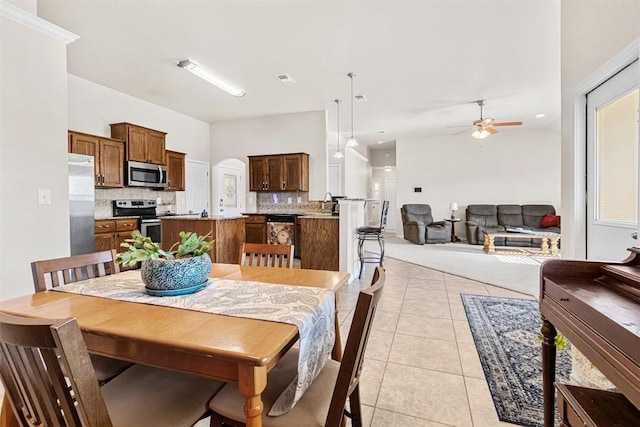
<box><xmin>298</xmin><ymin>215</ymin><xmax>339</xmax><ymax>271</ymax></box>
<box><xmin>161</xmin><ymin>216</ymin><xmax>245</xmax><ymax>264</ymax></box>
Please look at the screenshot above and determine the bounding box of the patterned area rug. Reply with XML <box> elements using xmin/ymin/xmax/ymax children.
<box><xmin>461</xmin><ymin>294</ymin><xmax>571</xmax><ymax>427</ymax></box>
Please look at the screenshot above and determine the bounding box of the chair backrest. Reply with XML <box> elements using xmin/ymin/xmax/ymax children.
<box><xmin>325</xmin><ymin>266</ymin><xmax>385</xmax><ymax>426</ymax></box>
<box><xmin>379</xmin><ymin>200</ymin><xmax>390</xmax><ymax>232</ymax></box>
<box><xmin>0</xmin><ymin>312</ymin><xmax>113</xmax><ymax>427</ymax></box>
<box><xmin>401</xmin><ymin>204</ymin><xmax>434</xmax><ymax>225</ymax></box>
<box><xmin>238</xmin><ymin>243</ymin><xmax>294</xmax><ymax>268</ymax></box>
<box><xmin>31</xmin><ymin>250</ymin><xmax>120</xmax><ymax>292</ymax></box>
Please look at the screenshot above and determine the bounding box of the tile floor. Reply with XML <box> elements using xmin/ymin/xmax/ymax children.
<box><xmin>337</xmin><ymin>256</ymin><xmax>536</xmax><ymax>427</ymax></box>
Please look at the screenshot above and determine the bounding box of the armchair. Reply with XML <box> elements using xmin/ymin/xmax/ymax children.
<box><xmin>401</xmin><ymin>204</ymin><xmax>452</xmax><ymax>244</ymax></box>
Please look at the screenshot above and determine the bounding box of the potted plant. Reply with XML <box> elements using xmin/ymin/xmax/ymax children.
<box><xmin>116</xmin><ymin>230</ymin><xmax>215</xmax><ymax>295</ymax></box>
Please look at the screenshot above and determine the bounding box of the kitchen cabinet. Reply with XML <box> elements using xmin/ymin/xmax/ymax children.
<box><xmin>95</xmin><ymin>218</ymin><xmax>137</xmax><ymax>254</ymax></box>
<box><xmin>68</xmin><ymin>131</ymin><xmax>125</xmax><ymax>188</ymax></box>
<box><xmin>244</xmin><ymin>215</ymin><xmax>267</xmax><ymax>244</ymax></box>
<box><xmin>165</xmin><ymin>150</ymin><xmax>186</xmax><ymax>191</ymax></box>
<box><xmin>110</xmin><ymin>122</ymin><xmax>166</xmax><ymax>165</ymax></box>
<box><xmin>248</xmin><ymin>153</ymin><xmax>309</xmax><ymax>192</ymax></box>
<box><xmin>299</xmin><ymin>217</ymin><xmax>339</xmax><ymax>271</ymax></box>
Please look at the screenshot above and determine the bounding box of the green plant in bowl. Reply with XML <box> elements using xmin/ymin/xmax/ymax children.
<box><xmin>116</xmin><ymin>230</ymin><xmax>215</xmax><ymax>295</ymax></box>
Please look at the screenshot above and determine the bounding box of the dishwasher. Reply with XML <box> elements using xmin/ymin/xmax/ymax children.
<box><xmin>266</xmin><ymin>214</ymin><xmax>295</xmax><ymax>245</ymax></box>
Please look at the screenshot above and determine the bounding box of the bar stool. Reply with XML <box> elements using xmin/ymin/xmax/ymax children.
<box><xmin>357</xmin><ymin>200</ymin><xmax>390</xmax><ymax>278</ymax></box>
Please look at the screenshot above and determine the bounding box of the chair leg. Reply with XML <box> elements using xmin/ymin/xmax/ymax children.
<box><xmin>357</xmin><ymin>235</ymin><xmax>365</xmax><ymax>279</ymax></box>
<box><xmin>377</xmin><ymin>235</ymin><xmax>385</xmax><ymax>267</ymax></box>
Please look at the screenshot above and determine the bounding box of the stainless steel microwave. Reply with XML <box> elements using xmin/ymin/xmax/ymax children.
<box><xmin>126</xmin><ymin>161</ymin><xmax>167</xmax><ymax>188</ymax></box>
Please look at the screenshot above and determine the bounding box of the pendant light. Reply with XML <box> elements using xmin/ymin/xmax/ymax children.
<box><xmin>346</xmin><ymin>72</ymin><xmax>359</xmax><ymax>147</ymax></box>
<box><xmin>333</xmin><ymin>99</ymin><xmax>344</xmax><ymax>159</ymax></box>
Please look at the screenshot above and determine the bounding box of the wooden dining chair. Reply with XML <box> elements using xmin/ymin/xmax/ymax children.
<box><xmin>238</xmin><ymin>243</ymin><xmax>294</xmax><ymax>268</ymax></box>
<box><xmin>31</xmin><ymin>250</ymin><xmax>131</xmax><ymax>383</ymax></box>
<box><xmin>0</xmin><ymin>312</ymin><xmax>225</xmax><ymax>427</ymax></box>
<box><xmin>208</xmin><ymin>266</ymin><xmax>386</xmax><ymax>427</ymax></box>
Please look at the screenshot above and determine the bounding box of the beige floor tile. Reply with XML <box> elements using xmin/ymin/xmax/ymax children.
<box><xmin>449</xmin><ymin>301</ymin><xmax>469</xmax><ymax>321</ymax></box>
<box><xmin>401</xmin><ymin>299</ymin><xmax>452</xmax><ymax>319</ymax></box>
<box><xmin>360</xmin><ymin>404</ymin><xmax>375</xmax><ymax>427</ymax></box>
<box><xmin>458</xmin><ymin>342</ymin><xmax>485</xmax><ymax>379</ymax></box>
<box><xmin>365</xmin><ymin>330</ymin><xmax>394</xmax><ymax>361</ymax></box>
<box><xmin>453</xmin><ymin>319</ymin><xmax>474</xmax><ymax>343</ymax></box>
<box><xmin>404</xmin><ymin>287</ymin><xmax>449</xmax><ymax>303</ymax></box>
<box><xmin>372</xmin><ymin>309</ymin><xmax>400</xmax><ymax>333</ymax></box>
<box><xmin>377</xmin><ymin>363</ymin><xmax>472</xmax><ymax>426</ymax></box>
<box><xmin>378</xmin><ymin>294</ymin><xmax>404</xmax><ymax>313</ymax></box>
<box><xmin>446</xmin><ymin>283</ymin><xmax>490</xmax><ymax>296</ymax></box>
<box><xmin>465</xmin><ymin>376</ymin><xmax>521</xmax><ymax>427</ymax></box>
<box><xmin>388</xmin><ymin>334</ymin><xmax>462</xmax><ymax>375</ymax></box>
<box><xmin>396</xmin><ymin>312</ymin><xmax>456</xmax><ymax>341</ymax></box>
<box><xmin>371</xmin><ymin>408</ymin><xmax>451</xmax><ymax>426</ymax></box>
<box><xmin>410</xmin><ymin>268</ymin><xmax>447</xmax><ymax>281</ymax></box>
<box><xmin>359</xmin><ymin>358</ymin><xmax>386</xmax><ymax>406</ymax></box>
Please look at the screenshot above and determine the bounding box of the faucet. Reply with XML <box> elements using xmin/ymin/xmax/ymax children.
<box><xmin>322</xmin><ymin>192</ymin><xmax>333</xmax><ymax>209</ymax></box>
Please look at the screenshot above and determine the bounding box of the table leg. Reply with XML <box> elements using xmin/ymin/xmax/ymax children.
<box><xmin>540</xmin><ymin>237</ymin><xmax>549</xmax><ymax>254</ymax></box>
<box><xmin>1</xmin><ymin>395</ymin><xmax>19</xmax><ymax>427</ymax></box>
<box><xmin>238</xmin><ymin>365</ymin><xmax>267</xmax><ymax>427</ymax></box>
<box><xmin>541</xmin><ymin>317</ymin><xmax>557</xmax><ymax>427</ymax></box>
<box><xmin>549</xmin><ymin>237</ymin><xmax>559</xmax><ymax>256</ymax></box>
<box><xmin>484</xmin><ymin>235</ymin><xmax>495</xmax><ymax>253</ymax></box>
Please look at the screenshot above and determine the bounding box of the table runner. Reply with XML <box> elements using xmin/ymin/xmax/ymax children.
<box><xmin>53</xmin><ymin>270</ymin><xmax>335</xmax><ymax>416</ymax></box>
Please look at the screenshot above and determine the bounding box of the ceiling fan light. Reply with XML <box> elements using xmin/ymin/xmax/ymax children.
<box><xmin>472</xmin><ymin>128</ymin><xmax>490</xmax><ymax>139</ymax></box>
<box><xmin>346</xmin><ymin>137</ymin><xmax>359</xmax><ymax>147</ymax></box>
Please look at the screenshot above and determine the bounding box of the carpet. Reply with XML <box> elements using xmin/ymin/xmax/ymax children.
<box><xmin>364</xmin><ymin>236</ymin><xmax>554</xmax><ymax>297</ymax></box>
<box><xmin>461</xmin><ymin>294</ymin><xmax>571</xmax><ymax>427</ymax></box>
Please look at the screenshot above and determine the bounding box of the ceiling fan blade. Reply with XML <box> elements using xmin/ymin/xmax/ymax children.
<box><xmin>453</xmin><ymin>127</ymin><xmax>472</xmax><ymax>135</ymax></box>
<box><xmin>492</xmin><ymin>121</ymin><xmax>523</xmax><ymax>127</ymax></box>
<box><xmin>486</xmin><ymin>127</ymin><xmax>498</xmax><ymax>134</ymax></box>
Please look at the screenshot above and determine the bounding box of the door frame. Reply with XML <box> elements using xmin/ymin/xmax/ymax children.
<box><xmin>571</xmin><ymin>38</ymin><xmax>640</xmax><ymax>259</ymax></box>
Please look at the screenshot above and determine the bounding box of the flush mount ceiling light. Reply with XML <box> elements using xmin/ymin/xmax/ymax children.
<box><xmin>177</xmin><ymin>59</ymin><xmax>245</xmax><ymax>97</ymax></box>
<box><xmin>333</xmin><ymin>99</ymin><xmax>344</xmax><ymax>159</ymax></box>
<box><xmin>346</xmin><ymin>72</ymin><xmax>359</xmax><ymax>147</ymax></box>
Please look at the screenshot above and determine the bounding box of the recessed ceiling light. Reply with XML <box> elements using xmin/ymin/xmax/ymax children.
<box><xmin>378</xmin><ymin>130</ymin><xmax>387</xmax><ymax>135</ymax></box>
<box><xmin>177</xmin><ymin>59</ymin><xmax>245</xmax><ymax>97</ymax></box>
<box><xmin>354</xmin><ymin>94</ymin><xmax>367</xmax><ymax>102</ymax></box>
<box><xmin>377</xmin><ymin>140</ymin><xmax>384</xmax><ymax>144</ymax></box>
<box><xmin>536</xmin><ymin>113</ymin><xmax>546</xmax><ymax>118</ymax></box>
<box><xmin>384</xmin><ymin>166</ymin><xmax>392</xmax><ymax>172</ymax></box>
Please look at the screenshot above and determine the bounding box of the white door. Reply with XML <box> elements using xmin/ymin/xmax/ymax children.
<box><xmin>185</xmin><ymin>160</ymin><xmax>210</xmax><ymax>214</ymax></box>
<box><xmin>384</xmin><ymin>177</ymin><xmax>397</xmax><ymax>232</ymax></box>
<box><xmin>586</xmin><ymin>59</ymin><xmax>639</xmax><ymax>261</ymax></box>
<box><xmin>214</xmin><ymin>166</ymin><xmax>243</xmax><ymax>217</ymax></box>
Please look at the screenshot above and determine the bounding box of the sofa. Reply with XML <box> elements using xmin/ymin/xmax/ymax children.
<box><xmin>401</xmin><ymin>204</ymin><xmax>452</xmax><ymax>244</ymax></box>
<box><xmin>465</xmin><ymin>204</ymin><xmax>560</xmax><ymax>246</ymax></box>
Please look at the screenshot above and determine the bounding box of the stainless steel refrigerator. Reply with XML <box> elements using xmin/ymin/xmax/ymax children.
<box><xmin>68</xmin><ymin>153</ymin><xmax>95</xmax><ymax>255</ymax></box>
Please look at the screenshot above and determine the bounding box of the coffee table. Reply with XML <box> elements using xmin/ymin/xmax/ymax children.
<box><xmin>483</xmin><ymin>231</ymin><xmax>560</xmax><ymax>256</ymax></box>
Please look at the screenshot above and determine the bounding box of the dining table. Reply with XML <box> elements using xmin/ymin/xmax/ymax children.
<box><xmin>0</xmin><ymin>263</ymin><xmax>350</xmax><ymax>427</ymax></box>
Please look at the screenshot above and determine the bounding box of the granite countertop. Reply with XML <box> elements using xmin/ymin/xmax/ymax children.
<box><xmin>95</xmin><ymin>215</ymin><xmax>139</xmax><ymax>221</ymax></box>
<box><xmin>298</xmin><ymin>214</ymin><xmax>339</xmax><ymax>220</ymax></box>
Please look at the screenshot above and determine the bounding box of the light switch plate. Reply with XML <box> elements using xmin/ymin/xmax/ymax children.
<box><xmin>38</xmin><ymin>189</ymin><xmax>51</xmax><ymax>205</ymax></box>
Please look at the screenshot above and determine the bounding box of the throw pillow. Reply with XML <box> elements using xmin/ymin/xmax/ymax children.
<box><xmin>540</xmin><ymin>214</ymin><xmax>561</xmax><ymax>228</ymax></box>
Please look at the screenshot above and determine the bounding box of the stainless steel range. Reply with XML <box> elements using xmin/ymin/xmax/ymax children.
<box><xmin>113</xmin><ymin>199</ymin><xmax>161</xmax><ymax>244</ymax></box>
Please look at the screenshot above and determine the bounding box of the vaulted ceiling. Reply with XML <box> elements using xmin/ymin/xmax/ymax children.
<box><xmin>38</xmin><ymin>0</ymin><xmax>560</xmax><ymax>149</ymax></box>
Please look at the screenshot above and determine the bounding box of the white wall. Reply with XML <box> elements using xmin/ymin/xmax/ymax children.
<box><xmin>396</xmin><ymin>129</ymin><xmax>561</xmax><ymax>238</ymax></box>
<box><xmin>344</xmin><ymin>147</ymin><xmax>369</xmax><ymax>199</ymax></box>
<box><xmin>209</xmin><ymin>111</ymin><xmax>328</xmax><ymax>201</ymax></box>
<box><xmin>1</xmin><ymin>11</ymin><xmax>71</xmax><ymax>299</ymax></box>
<box><xmin>68</xmin><ymin>75</ymin><xmax>211</xmax><ymax>162</ymax></box>
<box><xmin>560</xmin><ymin>1</ymin><xmax>640</xmax><ymax>259</ymax></box>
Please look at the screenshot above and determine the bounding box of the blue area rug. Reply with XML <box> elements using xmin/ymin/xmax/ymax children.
<box><xmin>461</xmin><ymin>294</ymin><xmax>571</xmax><ymax>427</ymax></box>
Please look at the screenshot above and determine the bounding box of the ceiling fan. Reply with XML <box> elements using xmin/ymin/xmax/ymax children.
<box><xmin>452</xmin><ymin>100</ymin><xmax>523</xmax><ymax>139</ymax></box>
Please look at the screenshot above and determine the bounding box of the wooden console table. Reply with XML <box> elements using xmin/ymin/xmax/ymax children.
<box><xmin>539</xmin><ymin>249</ymin><xmax>640</xmax><ymax>426</ymax></box>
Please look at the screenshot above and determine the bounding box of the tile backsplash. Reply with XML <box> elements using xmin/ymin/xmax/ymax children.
<box><xmin>255</xmin><ymin>192</ymin><xmax>331</xmax><ymax>214</ymax></box>
<box><xmin>95</xmin><ymin>188</ymin><xmax>177</xmax><ymax>219</ymax></box>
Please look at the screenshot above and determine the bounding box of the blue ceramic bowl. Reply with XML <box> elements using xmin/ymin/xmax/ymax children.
<box><xmin>141</xmin><ymin>253</ymin><xmax>211</xmax><ymax>292</ymax></box>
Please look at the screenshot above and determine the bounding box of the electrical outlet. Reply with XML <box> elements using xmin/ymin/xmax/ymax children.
<box><xmin>296</xmin><ymin>196</ymin><xmax>302</xmax><ymax>203</ymax></box>
<box><xmin>38</xmin><ymin>189</ymin><xmax>51</xmax><ymax>205</ymax></box>
<box><xmin>287</xmin><ymin>197</ymin><xmax>292</xmax><ymax>204</ymax></box>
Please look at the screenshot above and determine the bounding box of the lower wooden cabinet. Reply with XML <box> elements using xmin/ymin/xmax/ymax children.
<box><xmin>299</xmin><ymin>217</ymin><xmax>339</xmax><ymax>271</ymax></box>
<box><xmin>244</xmin><ymin>215</ymin><xmax>266</xmax><ymax>244</ymax></box>
<box><xmin>95</xmin><ymin>218</ymin><xmax>137</xmax><ymax>256</ymax></box>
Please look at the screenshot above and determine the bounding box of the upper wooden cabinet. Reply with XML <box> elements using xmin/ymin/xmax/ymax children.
<box><xmin>165</xmin><ymin>150</ymin><xmax>186</xmax><ymax>191</ymax></box>
<box><xmin>68</xmin><ymin>131</ymin><xmax>125</xmax><ymax>188</ymax></box>
<box><xmin>110</xmin><ymin>122</ymin><xmax>166</xmax><ymax>165</ymax></box>
<box><xmin>248</xmin><ymin>153</ymin><xmax>309</xmax><ymax>192</ymax></box>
